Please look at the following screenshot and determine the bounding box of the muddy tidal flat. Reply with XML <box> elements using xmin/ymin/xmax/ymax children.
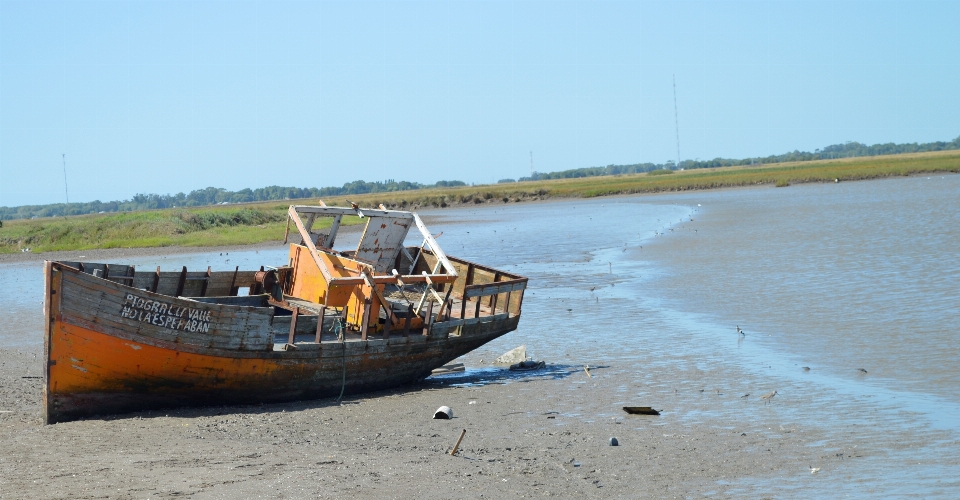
<box><xmin>2</xmin><ymin>175</ymin><xmax>959</xmax><ymax>498</ymax></box>
<box><xmin>1</xmin><ymin>347</ymin><xmax>831</xmax><ymax>498</ymax></box>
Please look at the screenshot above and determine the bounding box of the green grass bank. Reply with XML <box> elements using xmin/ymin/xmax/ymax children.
<box><xmin>3</xmin><ymin>150</ymin><xmax>958</xmax><ymax>254</ymax></box>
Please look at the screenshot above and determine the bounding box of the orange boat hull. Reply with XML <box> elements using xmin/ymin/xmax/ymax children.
<box><xmin>44</xmin><ymin>262</ymin><xmax>521</xmax><ymax>423</ymax></box>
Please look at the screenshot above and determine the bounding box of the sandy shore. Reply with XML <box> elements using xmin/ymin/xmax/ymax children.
<box><xmin>0</xmin><ymin>346</ymin><xmax>833</xmax><ymax>499</ymax></box>
<box><xmin>1</xmin><ymin>202</ymin><xmax>862</xmax><ymax>498</ymax></box>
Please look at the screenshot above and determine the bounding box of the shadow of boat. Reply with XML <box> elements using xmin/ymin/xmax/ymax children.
<box><xmin>424</xmin><ymin>363</ymin><xmax>585</xmax><ymax>387</ymax></box>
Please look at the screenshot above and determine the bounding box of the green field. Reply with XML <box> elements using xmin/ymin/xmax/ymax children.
<box><xmin>3</xmin><ymin>150</ymin><xmax>958</xmax><ymax>254</ymax></box>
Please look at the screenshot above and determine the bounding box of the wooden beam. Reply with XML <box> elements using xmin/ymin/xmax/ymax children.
<box><xmin>200</xmin><ymin>266</ymin><xmax>211</xmax><ymax>297</ymax></box>
<box><xmin>438</xmin><ymin>287</ymin><xmax>453</xmax><ymax>322</ymax></box>
<box><xmin>462</xmin><ymin>279</ymin><xmax>528</xmax><ymax>298</ymax></box>
<box><xmin>361</xmin><ymin>271</ymin><xmax>399</xmax><ymax>332</ymax></box>
<box><xmin>423</xmin><ymin>301</ymin><xmax>434</xmax><ymax>336</ymax></box>
<box><xmin>287</xmin><ymin>206</ymin><xmax>335</xmax><ymax>283</ymax></box>
<box><xmin>175</xmin><ymin>266</ymin><xmax>187</xmax><ymax>297</ymax></box>
<box><xmin>229</xmin><ymin>266</ymin><xmax>239</xmax><ymax>296</ymax></box>
<box><xmin>315</xmin><ymin>302</ymin><xmax>326</xmax><ymax>343</ymax></box>
<box><xmin>304</xmin><ymin>213</ymin><xmax>317</xmax><ymax>233</ymax></box>
<box><xmin>292</xmin><ymin>205</ymin><xmax>413</xmax><ymax>219</ymax></box>
<box><xmin>474</xmin><ymin>296</ymin><xmax>482</xmax><ymax>319</ymax></box>
<box><xmin>421</xmin><ymin>272</ymin><xmax>447</xmax><ymax>305</ymax></box>
<box><xmin>412</xmin><ymin>214</ymin><xmax>456</xmax><ymax>277</ymax></box>
<box><xmin>403</xmin><ymin>304</ymin><xmax>412</xmax><ymax>337</ymax></box>
<box><xmin>326</xmin><ymin>214</ymin><xmax>342</xmax><ymax>248</ymax></box>
<box><xmin>360</xmin><ymin>298</ymin><xmax>371</xmax><ymax>341</ymax></box>
<box><xmin>287</xmin><ymin>307</ymin><xmax>299</xmax><ymax>345</ymax></box>
<box><xmin>327</xmin><ymin>273</ymin><xmax>456</xmax><ymax>286</ymax></box>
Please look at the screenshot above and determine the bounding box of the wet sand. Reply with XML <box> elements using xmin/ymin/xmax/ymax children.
<box><xmin>3</xmin><ymin>268</ymin><xmax>848</xmax><ymax>494</ymax></box>
<box><xmin>0</xmin><ymin>194</ymin><xmax>923</xmax><ymax>498</ymax></box>
<box><xmin>0</xmin><ymin>346</ymin><xmax>835</xmax><ymax>498</ymax></box>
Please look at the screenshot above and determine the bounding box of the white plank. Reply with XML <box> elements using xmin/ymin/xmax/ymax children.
<box><xmin>412</xmin><ymin>214</ymin><xmax>456</xmax><ymax>277</ymax></box>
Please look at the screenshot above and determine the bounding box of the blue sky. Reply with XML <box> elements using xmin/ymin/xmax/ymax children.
<box><xmin>1</xmin><ymin>0</ymin><xmax>958</xmax><ymax>207</ymax></box>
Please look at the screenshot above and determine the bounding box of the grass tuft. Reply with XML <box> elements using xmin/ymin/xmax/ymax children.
<box><xmin>647</xmin><ymin>169</ymin><xmax>674</xmax><ymax>176</ymax></box>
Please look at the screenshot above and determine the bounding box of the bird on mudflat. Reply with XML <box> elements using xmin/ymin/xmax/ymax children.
<box><xmin>737</xmin><ymin>326</ymin><xmax>745</xmax><ymax>336</ymax></box>
<box><xmin>802</xmin><ymin>366</ymin><xmax>811</xmax><ymax>372</ymax></box>
<box><xmin>810</xmin><ymin>466</ymin><xmax>820</xmax><ymax>474</ymax></box>
<box><xmin>857</xmin><ymin>368</ymin><xmax>868</xmax><ymax>374</ymax></box>
<box><xmin>760</xmin><ymin>390</ymin><xmax>778</xmax><ymax>403</ymax></box>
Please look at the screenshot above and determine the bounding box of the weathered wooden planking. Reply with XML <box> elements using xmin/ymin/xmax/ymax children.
<box><xmin>60</xmin><ymin>261</ymin><xmax>263</xmax><ymax>295</ymax></box>
<box><xmin>60</xmin><ymin>290</ymin><xmax>274</xmax><ymax>352</ymax></box>
<box><xmin>463</xmin><ymin>279</ymin><xmax>527</xmax><ymax>298</ymax></box>
<box><xmin>59</xmin><ymin>289</ymin><xmax>274</xmax><ymax>351</ymax></box>
<box><xmin>58</xmin><ymin>267</ymin><xmax>275</xmax><ymax>351</ymax></box>
<box><xmin>45</xmin><ymin>299</ymin><xmax>519</xmax><ymax>423</ymax></box>
<box><xmin>355</xmin><ymin>216</ymin><xmax>413</xmax><ymax>272</ymax></box>
<box><xmin>270</xmin><ymin>315</ymin><xmax>320</xmax><ymax>336</ymax></box>
<box><xmin>291</xmin><ymin>205</ymin><xmax>414</xmax><ymax>220</ymax></box>
<box><xmin>189</xmin><ymin>295</ymin><xmax>272</xmax><ymax>307</ymax></box>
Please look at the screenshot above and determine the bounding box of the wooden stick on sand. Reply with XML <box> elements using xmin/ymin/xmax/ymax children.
<box><xmin>450</xmin><ymin>429</ymin><xmax>467</xmax><ymax>456</ymax></box>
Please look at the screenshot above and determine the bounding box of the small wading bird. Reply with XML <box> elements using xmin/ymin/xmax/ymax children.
<box><xmin>810</xmin><ymin>466</ymin><xmax>820</xmax><ymax>474</ymax></box>
<box><xmin>737</xmin><ymin>326</ymin><xmax>745</xmax><ymax>336</ymax></box>
<box><xmin>760</xmin><ymin>390</ymin><xmax>778</xmax><ymax>404</ymax></box>
<box><xmin>857</xmin><ymin>368</ymin><xmax>868</xmax><ymax>374</ymax></box>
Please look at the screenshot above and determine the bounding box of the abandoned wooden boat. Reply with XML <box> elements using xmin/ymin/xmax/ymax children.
<box><xmin>43</xmin><ymin>203</ymin><xmax>527</xmax><ymax>423</ymax></box>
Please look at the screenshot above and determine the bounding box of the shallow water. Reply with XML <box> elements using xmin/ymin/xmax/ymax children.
<box><xmin>2</xmin><ymin>175</ymin><xmax>958</xmax><ymax>495</ymax></box>
<box><xmin>426</xmin><ymin>176</ymin><xmax>960</xmax><ymax>496</ymax></box>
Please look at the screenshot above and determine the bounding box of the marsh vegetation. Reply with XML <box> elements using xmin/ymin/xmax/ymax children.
<box><xmin>2</xmin><ymin>150</ymin><xmax>957</xmax><ymax>254</ymax></box>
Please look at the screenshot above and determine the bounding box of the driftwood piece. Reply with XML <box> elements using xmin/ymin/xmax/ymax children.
<box><xmin>450</xmin><ymin>429</ymin><xmax>467</xmax><ymax>456</ymax></box>
<box><xmin>623</xmin><ymin>406</ymin><xmax>660</xmax><ymax>415</ymax></box>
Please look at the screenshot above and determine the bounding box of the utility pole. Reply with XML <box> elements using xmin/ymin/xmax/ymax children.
<box><xmin>530</xmin><ymin>151</ymin><xmax>534</xmax><ymax>178</ymax></box>
<box><xmin>62</xmin><ymin>153</ymin><xmax>70</xmax><ymax>204</ymax></box>
<box><xmin>673</xmin><ymin>75</ymin><xmax>681</xmax><ymax>169</ymax></box>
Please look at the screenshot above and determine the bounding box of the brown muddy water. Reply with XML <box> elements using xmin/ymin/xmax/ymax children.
<box><xmin>1</xmin><ymin>174</ymin><xmax>958</xmax><ymax>496</ymax></box>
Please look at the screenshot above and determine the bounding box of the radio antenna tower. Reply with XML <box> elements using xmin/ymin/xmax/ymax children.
<box><xmin>673</xmin><ymin>75</ymin><xmax>681</xmax><ymax>169</ymax></box>
<box><xmin>62</xmin><ymin>153</ymin><xmax>70</xmax><ymax>204</ymax></box>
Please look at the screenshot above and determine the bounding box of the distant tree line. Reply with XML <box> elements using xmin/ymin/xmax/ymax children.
<box><xmin>519</xmin><ymin>135</ymin><xmax>960</xmax><ymax>181</ymax></box>
<box><xmin>0</xmin><ymin>179</ymin><xmax>465</xmax><ymax>220</ymax></box>
<box><xmin>3</xmin><ymin>135</ymin><xmax>958</xmax><ymax>220</ymax></box>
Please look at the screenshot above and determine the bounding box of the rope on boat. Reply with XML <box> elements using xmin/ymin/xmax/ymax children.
<box><xmin>334</xmin><ymin>313</ymin><xmax>347</xmax><ymax>404</ymax></box>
